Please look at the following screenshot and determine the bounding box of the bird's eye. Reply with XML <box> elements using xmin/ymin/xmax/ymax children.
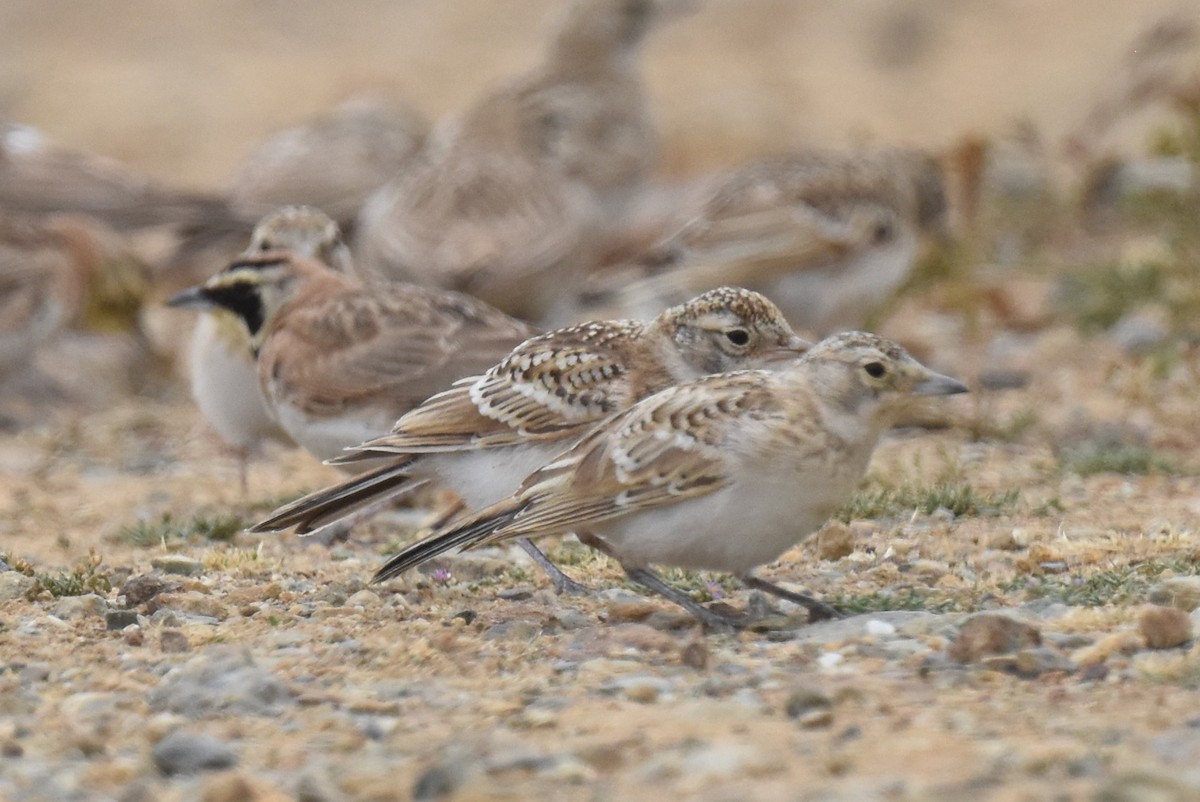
<box><xmin>725</xmin><ymin>329</ymin><xmax>751</xmax><ymax>346</ymax></box>
<box><xmin>872</xmin><ymin>221</ymin><xmax>894</xmax><ymax>243</ymax></box>
<box><xmin>864</xmin><ymin>361</ymin><xmax>887</xmax><ymax>378</ymax></box>
<box><xmin>259</xmin><ymin>240</ymin><xmax>273</xmax><ymax>251</ymax></box>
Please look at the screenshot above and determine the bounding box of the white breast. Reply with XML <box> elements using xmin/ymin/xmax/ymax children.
<box><xmin>188</xmin><ymin>316</ymin><xmax>283</xmax><ymax>452</ymax></box>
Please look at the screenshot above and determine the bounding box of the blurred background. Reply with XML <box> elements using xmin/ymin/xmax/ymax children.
<box><xmin>1</xmin><ymin>0</ymin><xmax>1192</xmax><ymax>186</ymax></box>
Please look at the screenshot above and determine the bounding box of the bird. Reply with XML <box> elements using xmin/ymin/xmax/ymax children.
<box><xmin>173</xmin><ymin>207</ymin><xmax>356</xmax><ymax>487</ymax></box>
<box><xmin>0</xmin><ymin>121</ymin><xmax>231</xmax><ymax>232</ymax></box>
<box><xmin>227</xmin><ymin>94</ymin><xmax>427</xmax><ymax>230</ymax></box>
<box><xmin>167</xmin><ymin>248</ymin><xmax>536</xmax><ymax>465</ymax></box>
<box><xmin>580</xmin><ymin>148</ymin><xmax>948</xmax><ymax>335</ymax></box>
<box><xmin>0</xmin><ymin>212</ymin><xmax>148</xmax><ymax>384</ymax></box>
<box><xmin>355</xmin><ymin>0</ymin><xmax>689</xmax><ymax>321</ymax></box>
<box><xmin>365</xmin><ymin>331</ymin><xmax>968</xmax><ymax>630</ymax></box>
<box><xmin>252</xmin><ymin>286</ymin><xmax>810</xmax><ymax>594</ymax></box>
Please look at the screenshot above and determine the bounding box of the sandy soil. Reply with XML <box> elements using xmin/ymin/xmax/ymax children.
<box><xmin>4</xmin><ymin>3</ymin><xmax>1200</xmax><ymax>801</ymax></box>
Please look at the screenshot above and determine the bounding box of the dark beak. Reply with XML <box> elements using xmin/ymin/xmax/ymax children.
<box><xmin>914</xmin><ymin>370</ymin><xmax>969</xmax><ymax>396</ymax></box>
<box><xmin>166</xmin><ymin>285</ymin><xmax>215</xmax><ymax>310</ymax></box>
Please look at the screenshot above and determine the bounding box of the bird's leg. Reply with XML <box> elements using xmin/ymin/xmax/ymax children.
<box><xmin>516</xmin><ymin>537</ymin><xmax>589</xmax><ymax>596</ymax></box>
<box><xmin>624</xmin><ymin>566</ymin><xmax>744</xmax><ymax>633</ymax></box>
<box><xmin>739</xmin><ymin>574</ymin><xmax>841</xmax><ymax>622</ymax></box>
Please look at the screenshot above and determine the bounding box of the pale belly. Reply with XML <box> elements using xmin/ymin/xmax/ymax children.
<box><xmin>189</xmin><ymin>316</ymin><xmax>283</xmax><ymax>452</ymax></box>
<box><xmin>591</xmin><ymin>453</ymin><xmax>870</xmax><ymax>575</ymax></box>
<box><xmin>420</xmin><ymin>442</ymin><xmax>570</xmax><ymax>510</ymax></box>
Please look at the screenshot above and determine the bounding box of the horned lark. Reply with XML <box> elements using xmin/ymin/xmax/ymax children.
<box><xmin>368</xmin><ymin>331</ymin><xmax>968</xmax><ymax>629</ymax></box>
<box><xmin>253</xmin><ymin>287</ymin><xmax>809</xmax><ymax>592</ymax></box>
<box><xmin>583</xmin><ymin>149</ymin><xmax>948</xmax><ymax>334</ymax></box>
<box><xmin>355</xmin><ymin>0</ymin><xmax>688</xmax><ymax>321</ymax></box>
<box><xmin>168</xmin><ymin>249</ymin><xmax>535</xmax><ymax>464</ymax></box>
<box><xmin>174</xmin><ymin>207</ymin><xmax>355</xmax><ymax>483</ymax></box>
<box><xmin>228</xmin><ymin>95</ymin><xmax>427</xmax><ymax>227</ymax></box>
<box><xmin>0</xmin><ymin>122</ymin><xmax>229</xmax><ymax>231</ymax></box>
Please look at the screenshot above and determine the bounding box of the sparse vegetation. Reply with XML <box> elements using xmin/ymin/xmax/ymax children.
<box><xmin>821</xmin><ymin>588</ymin><xmax>966</xmax><ymax>614</ymax></box>
<box><xmin>1060</xmin><ymin>442</ymin><xmax>1177</xmax><ymax>476</ymax></box>
<box><xmin>33</xmin><ymin>550</ymin><xmax>112</xmax><ymax>598</ymax></box>
<box><xmin>837</xmin><ymin>482</ymin><xmax>1019</xmax><ymax>523</ymax></box>
<box><xmin>117</xmin><ymin>512</ymin><xmax>245</xmax><ymax>547</ymax></box>
<box><xmin>1002</xmin><ymin>558</ymin><xmax>1200</xmax><ymax>607</ymax></box>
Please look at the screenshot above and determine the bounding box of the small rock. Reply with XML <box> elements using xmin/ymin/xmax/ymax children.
<box><xmin>496</xmin><ymin>587</ymin><xmax>533</xmax><ymax>601</ymax></box>
<box><xmin>154</xmin><ymin>592</ymin><xmax>230</xmax><ymax>621</ymax></box>
<box><xmin>345</xmin><ymin>589</ymin><xmax>381</xmax><ymax>608</ymax></box>
<box><xmin>864</xmin><ymin>619</ymin><xmax>897</xmax><ymax>637</ymax></box>
<box><xmin>987</xmin><ymin>529</ymin><xmax>1024</xmax><ymax>551</ymax></box>
<box><xmin>1014</xmin><ymin>647</ymin><xmax>1076</xmax><ymax>677</ymax></box>
<box><xmin>949</xmin><ymin>613</ymin><xmax>1041</xmax><ymax>663</ymax></box>
<box><xmin>152</xmin><ymin>730</ymin><xmax>236</xmax><ymax>776</ymax></box>
<box><xmin>550</xmin><ymin>607</ymin><xmax>590</xmax><ymax>631</ymax></box>
<box><xmin>160</xmin><ymin>630</ymin><xmax>192</xmax><ymax>654</ymax></box>
<box><xmin>106</xmin><ymin>609</ymin><xmax>139</xmax><ymax>630</ymax></box>
<box><xmin>785</xmin><ymin>686</ymin><xmax>833</xmax><ymax>721</ymax></box>
<box><xmin>1072</xmin><ymin>631</ymin><xmax>1147</xmax><ymax>667</ymax></box>
<box><xmin>201</xmin><ymin>771</ymin><xmax>258</xmax><ymax>802</ymax></box>
<box><xmin>225</xmin><ymin>583</ymin><xmax>282</xmax><ymax>606</ymax></box>
<box><xmin>679</xmin><ymin>743</ymin><xmax>783</xmax><ymax>781</ymax></box>
<box><xmin>680</xmin><ymin>641</ymin><xmax>709</xmax><ymax>670</ymax></box>
<box><xmin>606</xmin><ymin>600</ymin><xmax>661</xmax><ymax>623</ymax></box>
<box><xmin>0</xmin><ymin>572</ymin><xmax>35</xmax><ymax>601</ymax></box>
<box><xmin>148</xmin><ymin>648</ymin><xmax>293</xmax><ymax>718</ymax></box>
<box><xmin>1139</xmin><ymin>605</ymin><xmax>1192</xmax><ymax>649</ymax></box>
<box><xmin>1109</xmin><ymin>309</ymin><xmax>1169</xmax><ymax>354</ymax></box>
<box><xmin>53</xmin><ymin>594</ymin><xmax>107</xmax><ymax>620</ymax></box>
<box><xmin>123</xmin><ymin>624</ymin><xmax>145</xmax><ymax>646</ymax></box>
<box><xmin>122</xmin><ymin>575</ymin><xmax>170</xmax><ymax>606</ymax></box>
<box><xmin>151</xmin><ymin>556</ymin><xmax>205</xmax><ymax>578</ymax></box>
<box><xmin>603</xmin><ymin>675</ymin><xmax>673</xmax><ymax>703</ymax></box>
<box><xmin>815</xmin><ymin>522</ymin><xmax>854</xmax><ymax>561</ymax></box>
<box><xmin>19</xmin><ymin>663</ymin><xmax>50</xmax><ymax>684</ymax></box>
<box><xmin>1148</xmin><ymin>577</ymin><xmax>1200</xmax><ymax>612</ymax></box>
<box><xmin>412</xmin><ymin>758</ymin><xmax>470</xmax><ymax>801</ymax></box>
<box><xmin>481</xmin><ymin>620</ymin><xmax>540</xmax><ymax>641</ymax></box>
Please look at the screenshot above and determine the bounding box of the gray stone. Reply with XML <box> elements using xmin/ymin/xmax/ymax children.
<box><xmin>148</xmin><ymin>648</ymin><xmax>293</xmax><ymax>718</ymax></box>
<box><xmin>53</xmin><ymin>593</ymin><xmax>107</xmax><ymax>620</ymax></box>
<box><xmin>151</xmin><ymin>730</ymin><xmax>236</xmax><ymax>775</ymax></box>
<box><xmin>106</xmin><ymin>609</ymin><xmax>139</xmax><ymax>630</ymax></box>
<box><xmin>121</xmin><ymin>574</ymin><xmax>170</xmax><ymax>606</ymax></box>
<box><xmin>0</xmin><ymin>572</ymin><xmax>35</xmax><ymax>601</ymax></box>
<box><xmin>787</xmin><ymin>610</ymin><xmax>942</xmax><ymax>645</ymax></box>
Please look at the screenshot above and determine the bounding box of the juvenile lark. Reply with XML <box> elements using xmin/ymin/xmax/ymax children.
<box><xmin>584</xmin><ymin>149</ymin><xmax>948</xmax><ymax>334</ymax></box>
<box><xmin>253</xmin><ymin>287</ymin><xmax>808</xmax><ymax>592</ymax></box>
<box><xmin>175</xmin><ymin>207</ymin><xmax>354</xmax><ymax>479</ymax></box>
<box><xmin>168</xmin><ymin>250</ymin><xmax>535</xmax><ymax>464</ymax></box>
<box><xmin>356</xmin><ymin>0</ymin><xmax>688</xmax><ymax>321</ymax></box>
<box><xmin>368</xmin><ymin>332</ymin><xmax>967</xmax><ymax>629</ymax></box>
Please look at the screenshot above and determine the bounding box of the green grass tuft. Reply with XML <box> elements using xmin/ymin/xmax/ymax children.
<box><xmin>837</xmin><ymin>482</ymin><xmax>1019</xmax><ymax>523</ymax></box>
<box><xmin>1060</xmin><ymin>442</ymin><xmax>1177</xmax><ymax>477</ymax></box>
<box><xmin>1002</xmin><ymin>558</ymin><xmax>1200</xmax><ymax>607</ymax></box>
<box><xmin>34</xmin><ymin>551</ymin><xmax>112</xmax><ymax>598</ymax></box>
<box><xmin>117</xmin><ymin>512</ymin><xmax>246</xmax><ymax>547</ymax></box>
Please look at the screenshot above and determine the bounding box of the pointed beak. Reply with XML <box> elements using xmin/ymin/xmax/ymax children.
<box><xmin>914</xmin><ymin>369</ymin><xmax>970</xmax><ymax>396</ymax></box>
<box><xmin>166</xmin><ymin>285</ymin><xmax>214</xmax><ymax>310</ymax></box>
<box><xmin>764</xmin><ymin>334</ymin><xmax>813</xmax><ymax>363</ymax></box>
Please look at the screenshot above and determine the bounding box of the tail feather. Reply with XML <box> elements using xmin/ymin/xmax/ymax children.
<box><xmin>372</xmin><ymin>504</ymin><xmax>524</xmax><ymax>584</ymax></box>
<box><xmin>251</xmin><ymin>458</ymin><xmax>417</xmax><ymax>534</ymax></box>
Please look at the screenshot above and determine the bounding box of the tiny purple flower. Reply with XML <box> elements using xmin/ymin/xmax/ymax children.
<box><xmin>432</xmin><ymin>567</ymin><xmax>452</xmax><ymax>584</ymax></box>
<box><xmin>707</xmin><ymin>581</ymin><xmax>724</xmax><ymax>601</ymax></box>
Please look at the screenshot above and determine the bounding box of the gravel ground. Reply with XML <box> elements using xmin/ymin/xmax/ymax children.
<box><xmin>4</xmin><ymin>3</ymin><xmax>1200</xmax><ymax>800</ymax></box>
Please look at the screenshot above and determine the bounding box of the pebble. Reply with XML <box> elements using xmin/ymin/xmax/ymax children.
<box><xmin>151</xmin><ymin>730</ymin><xmax>237</xmax><ymax>776</ymax></box>
<box><xmin>1148</xmin><ymin>577</ymin><xmax>1200</xmax><ymax>612</ymax></box>
<box><xmin>864</xmin><ymin>619</ymin><xmax>897</xmax><ymax>637</ymax></box>
<box><xmin>201</xmin><ymin>771</ymin><xmax>258</xmax><ymax>802</ymax></box>
<box><xmin>150</xmin><ymin>556</ymin><xmax>205</xmax><ymax>578</ymax></box>
<box><xmin>53</xmin><ymin>593</ymin><xmax>107</xmax><ymax>620</ymax></box>
<box><xmin>121</xmin><ymin>575</ymin><xmax>171</xmax><ymax>606</ymax></box>
<box><xmin>154</xmin><ymin>592</ymin><xmax>231</xmax><ymax>621</ymax></box>
<box><xmin>482</xmin><ymin>620</ymin><xmax>541</xmax><ymax>641</ymax></box>
<box><xmin>949</xmin><ymin>613</ymin><xmax>1041</xmax><ymax>663</ymax></box>
<box><xmin>785</xmin><ymin>686</ymin><xmax>833</xmax><ymax>721</ymax></box>
<box><xmin>344</xmin><ymin>589</ymin><xmax>382</xmax><ymax>608</ymax></box>
<box><xmin>1138</xmin><ymin>605</ymin><xmax>1192</xmax><ymax>649</ymax></box>
<box><xmin>790</xmin><ymin>611</ymin><xmax>940</xmax><ymax>645</ymax></box>
<box><xmin>123</xmin><ymin>624</ymin><xmax>145</xmax><ymax>646</ymax></box>
<box><xmin>680</xmin><ymin>641</ymin><xmax>709</xmax><ymax>670</ymax></box>
<box><xmin>602</xmin><ymin>675</ymin><xmax>674</xmax><ymax>703</ymax></box>
<box><xmin>815</xmin><ymin>522</ymin><xmax>854</xmax><ymax>561</ymax></box>
<box><xmin>106</xmin><ymin>609</ymin><xmax>139</xmax><ymax>630</ymax></box>
<box><xmin>148</xmin><ymin>649</ymin><xmax>293</xmax><ymax>718</ymax></box>
<box><xmin>0</xmin><ymin>572</ymin><xmax>35</xmax><ymax>601</ymax></box>
<box><xmin>160</xmin><ymin>630</ymin><xmax>192</xmax><ymax>653</ymax></box>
